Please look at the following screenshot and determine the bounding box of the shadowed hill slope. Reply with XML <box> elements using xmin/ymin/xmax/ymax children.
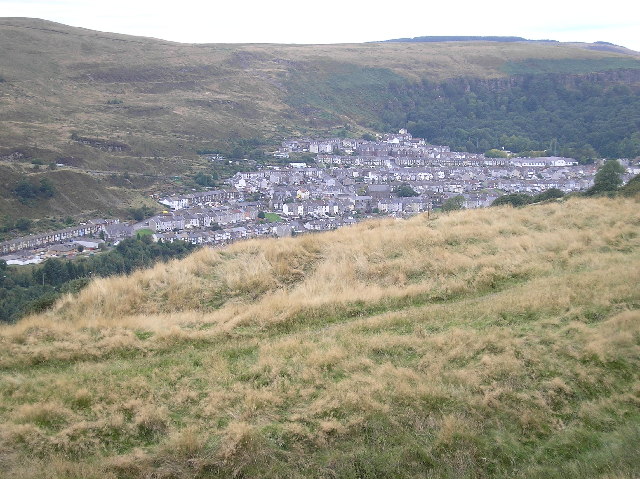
<box><xmin>1</xmin><ymin>196</ymin><xmax>639</xmax><ymax>478</ymax></box>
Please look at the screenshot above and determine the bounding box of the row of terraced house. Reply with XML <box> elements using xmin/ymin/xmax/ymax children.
<box><xmin>0</xmin><ymin>223</ymin><xmax>103</xmax><ymax>255</ymax></box>
<box><xmin>158</xmin><ymin>188</ymin><xmax>241</xmax><ymax>210</ymax></box>
<box><xmin>148</xmin><ymin>204</ymin><xmax>262</xmax><ymax>232</ymax></box>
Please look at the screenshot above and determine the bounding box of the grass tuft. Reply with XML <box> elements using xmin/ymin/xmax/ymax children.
<box><xmin>0</xmin><ymin>196</ymin><xmax>639</xmax><ymax>477</ymax></box>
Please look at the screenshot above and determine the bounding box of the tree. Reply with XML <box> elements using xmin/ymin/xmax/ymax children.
<box><xmin>15</xmin><ymin>218</ymin><xmax>32</xmax><ymax>232</ymax></box>
<box><xmin>41</xmin><ymin>258</ymin><xmax>69</xmax><ymax>286</ymax></box>
<box><xmin>13</xmin><ymin>180</ymin><xmax>38</xmax><ymax>202</ymax></box>
<box><xmin>533</xmin><ymin>188</ymin><xmax>565</xmax><ymax>203</ymax></box>
<box><xmin>0</xmin><ymin>258</ymin><xmax>6</xmax><ymax>285</ymax></box>
<box><xmin>617</xmin><ymin>132</ymin><xmax>640</xmax><ymax>159</ymax></box>
<box><xmin>39</xmin><ymin>178</ymin><xmax>55</xmax><ymax>198</ymax></box>
<box><xmin>619</xmin><ymin>173</ymin><xmax>640</xmax><ymax>197</ymax></box>
<box><xmin>130</xmin><ymin>208</ymin><xmax>145</xmax><ymax>221</ymax></box>
<box><xmin>586</xmin><ymin>160</ymin><xmax>625</xmax><ymax>196</ymax></box>
<box><xmin>129</xmin><ymin>205</ymin><xmax>155</xmax><ymax>222</ymax></box>
<box><xmin>13</xmin><ymin>178</ymin><xmax>55</xmax><ymax>203</ymax></box>
<box><xmin>194</xmin><ymin>172</ymin><xmax>216</xmax><ymax>187</ymax></box>
<box><xmin>257</xmin><ymin>211</ymin><xmax>266</xmax><ymax>219</ymax></box>
<box><xmin>394</xmin><ymin>183</ymin><xmax>419</xmax><ymax>197</ymax></box>
<box><xmin>1</xmin><ymin>217</ymin><xmax>14</xmax><ymax>233</ymax></box>
<box><xmin>485</xmin><ymin>148</ymin><xmax>508</xmax><ymax>158</ymax></box>
<box><xmin>442</xmin><ymin>195</ymin><xmax>465</xmax><ymax>212</ymax></box>
<box><xmin>491</xmin><ymin>193</ymin><xmax>532</xmax><ymax>207</ymax></box>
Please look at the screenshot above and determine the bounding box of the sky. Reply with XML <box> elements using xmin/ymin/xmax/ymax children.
<box><xmin>1</xmin><ymin>0</ymin><xmax>639</xmax><ymax>51</ymax></box>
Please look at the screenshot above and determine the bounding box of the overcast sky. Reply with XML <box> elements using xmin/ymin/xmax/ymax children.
<box><xmin>1</xmin><ymin>0</ymin><xmax>639</xmax><ymax>51</ymax></box>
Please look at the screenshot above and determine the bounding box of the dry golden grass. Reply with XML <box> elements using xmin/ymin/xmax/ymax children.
<box><xmin>10</xmin><ymin>196</ymin><xmax>634</xmax><ymax>331</ymax></box>
<box><xmin>0</xmin><ymin>196</ymin><xmax>639</xmax><ymax>478</ymax></box>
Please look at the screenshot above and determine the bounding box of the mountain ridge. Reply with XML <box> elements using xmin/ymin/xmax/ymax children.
<box><xmin>381</xmin><ymin>35</ymin><xmax>545</xmax><ymax>43</ymax></box>
<box><xmin>2</xmin><ymin>17</ymin><xmax>638</xmax><ymax>153</ymax></box>
<box><xmin>378</xmin><ymin>35</ymin><xmax>638</xmax><ymax>53</ymax></box>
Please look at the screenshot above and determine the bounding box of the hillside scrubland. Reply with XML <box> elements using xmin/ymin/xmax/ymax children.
<box><xmin>1</xmin><ymin>196</ymin><xmax>639</xmax><ymax>478</ymax></box>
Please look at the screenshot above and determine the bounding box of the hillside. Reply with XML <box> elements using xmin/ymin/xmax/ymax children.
<box><xmin>1</xmin><ymin>196</ymin><xmax>639</xmax><ymax>478</ymax></box>
<box><xmin>1</xmin><ymin>17</ymin><xmax>639</xmax><ymax>159</ymax></box>
<box><xmin>1</xmin><ymin>18</ymin><xmax>640</xmax><ymax>221</ymax></box>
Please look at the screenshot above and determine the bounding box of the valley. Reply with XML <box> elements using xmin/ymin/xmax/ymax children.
<box><xmin>0</xmin><ymin>17</ymin><xmax>639</xmax><ymax>478</ymax></box>
<box><xmin>2</xmin><ymin>18</ymin><xmax>640</xmax><ymax>227</ymax></box>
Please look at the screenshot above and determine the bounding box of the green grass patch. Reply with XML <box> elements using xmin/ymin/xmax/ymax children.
<box><xmin>264</xmin><ymin>212</ymin><xmax>282</xmax><ymax>222</ymax></box>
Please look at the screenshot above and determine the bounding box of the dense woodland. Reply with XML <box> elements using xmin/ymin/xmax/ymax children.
<box><xmin>0</xmin><ymin>237</ymin><xmax>195</xmax><ymax>323</ymax></box>
<box><xmin>378</xmin><ymin>73</ymin><xmax>640</xmax><ymax>160</ymax></box>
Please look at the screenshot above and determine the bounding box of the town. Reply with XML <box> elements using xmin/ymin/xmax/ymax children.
<box><xmin>2</xmin><ymin>130</ymin><xmax>637</xmax><ymax>265</ymax></box>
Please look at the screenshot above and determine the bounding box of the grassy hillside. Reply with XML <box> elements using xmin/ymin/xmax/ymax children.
<box><xmin>1</xmin><ymin>18</ymin><xmax>640</xmax><ymax>220</ymax></box>
<box><xmin>1</xmin><ymin>196</ymin><xmax>639</xmax><ymax>478</ymax></box>
<box><xmin>1</xmin><ymin>17</ymin><xmax>639</xmax><ymax>159</ymax></box>
<box><xmin>0</xmin><ymin>163</ymin><xmax>160</xmax><ymax>225</ymax></box>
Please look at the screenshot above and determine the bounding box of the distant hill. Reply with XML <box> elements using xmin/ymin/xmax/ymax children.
<box><xmin>380</xmin><ymin>36</ymin><xmax>634</xmax><ymax>54</ymax></box>
<box><xmin>1</xmin><ymin>18</ymin><xmax>640</xmax><ymax>221</ymax></box>
<box><xmin>1</xmin><ymin>196</ymin><xmax>639</xmax><ymax>477</ymax></box>
<box><xmin>381</xmin><ymin>35</ymin><xmax>536</xmax><ymax>43</ymax></box>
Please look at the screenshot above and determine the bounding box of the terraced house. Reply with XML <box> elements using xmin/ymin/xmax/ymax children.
<box><xmin>0</xmin><ymin>224</ymin><xmax>102</xmax><ymax>255</ymax></box>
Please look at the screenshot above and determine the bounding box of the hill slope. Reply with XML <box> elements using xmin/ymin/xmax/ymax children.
<box><xmin>1</xmin><ymin>197</ymin><xmax>639</xmax><ymax>478</ymax></box>
<box><xmin>1</xmin><ymin>17</ymin><xmax>639</xmax><ymax>159</ymax></box>
<box><xmin>2</xmin><ymin>18</ymin><xmax>640</xmax><ymax>221</ymax></box>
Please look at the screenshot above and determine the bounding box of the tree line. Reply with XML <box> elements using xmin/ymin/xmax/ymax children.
<box><xmin>0</xmin><ymin>236</ymin><xmax>195</xmax><ymax>323</ymax></box>
<box><xmin>379</xmin><ymin>74</ymin><xmax>640</xmax><ymax>161</ymax></box>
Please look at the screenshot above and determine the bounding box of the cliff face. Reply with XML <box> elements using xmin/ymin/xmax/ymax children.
<box><xmin>558</xmin><ymin>68</ymin><xmax>640</xmax><ymax>86</ymax></box>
